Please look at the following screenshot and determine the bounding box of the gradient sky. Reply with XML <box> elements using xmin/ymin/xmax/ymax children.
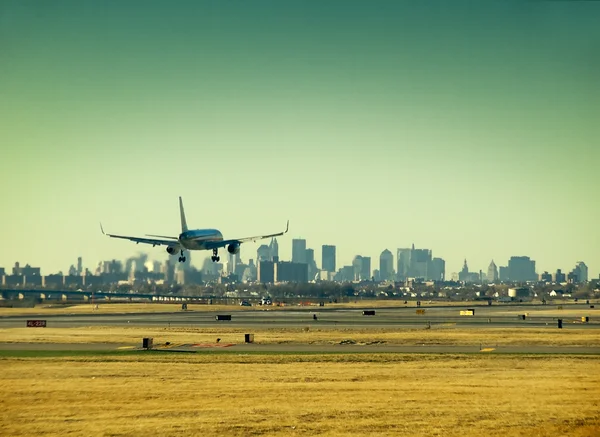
<box><xmin>1</xmin><ymin>0</ymin><xmax>599</xmax><ymax>278</ymax></box>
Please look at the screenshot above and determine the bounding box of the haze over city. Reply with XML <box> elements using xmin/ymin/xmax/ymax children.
<box><xmin>1</xmin><ymin>0</ymin><xmax>598</xmax><ymax>277</ymax></box>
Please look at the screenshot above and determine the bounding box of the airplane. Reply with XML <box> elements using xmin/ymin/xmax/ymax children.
<box><xmin>101</xmin><ymin>197</ymin><xmax>289</xmax><ymax>263</ymax></box>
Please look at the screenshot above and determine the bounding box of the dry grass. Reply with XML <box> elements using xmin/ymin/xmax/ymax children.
<box><xmin>1</xmin><ymin>326</ymin><xmax>599</xmax><ymax>347</ymax></box>
<box><xmin>0</xmin><ymin>353</ymin><xmax>598</xmax><ymax>436</ymax></box>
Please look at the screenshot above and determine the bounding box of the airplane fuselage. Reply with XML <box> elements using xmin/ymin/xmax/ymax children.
<box><xmin>178</xmin><ymin>229</ymin><xmax>223</xmax><ymax>250</ymax></box>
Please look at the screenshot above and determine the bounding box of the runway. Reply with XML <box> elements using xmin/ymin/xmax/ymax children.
<box><xmin>0</xmin><ymin>304</ymin><xmax>597</xmax><ymax>329</ymax></box>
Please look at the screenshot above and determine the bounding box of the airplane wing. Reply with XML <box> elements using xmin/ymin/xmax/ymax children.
<box><xmin>100</xmin><ymin>223</ymin><xmax>178</xmax><ymax>247</ymax></box>
<box><xmin>205</xmin><ymin>220</ymin><xmax>289</xmax><ymax>250</ymax></box>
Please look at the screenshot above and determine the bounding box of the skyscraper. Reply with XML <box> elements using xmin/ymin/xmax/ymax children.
<box><xmin>292</xmin><ymin>239</ymin><xmax>307</xmax><ymax>264</ymax></box>
<box><xmin>257</xmin><ymin>245</ymin><xmax>271</xmax><ymax>262</ymax></box>
<box><xmin>410</xmin><ymin>247</ymin><xmax>432</xmax><ymax>279</ymax></box>
<box><xmin>379</xmin><ymin>249</ymin><xmax>393</xmax><ymax>281</ymax></box>
<box><xmin>306</xmin><ymin>248</ymin><xmax>317</xmax><ymax>280</ymax></box>
<box><xmin>77</xmin><ymin>257</ymin><xmax>82</xmax><ymax>276</ymax></box>
<box><xmin>352</xmin><ymin>255</ymin><xmax>363</xmax><ymax>281</ymax></box>
<box><xmin>360</xmin><ymin>256</ymin><xmax>372</xmax><ymax>281</ymax></box>
<box><xmin>569</xmin><ymin>261</ymin><xmax>589</xmax><ymax>283</ymax></box>
<box><xmin>269</xmin><ymin>238</ymin><xmax>279</xmax><ymax>261</ymax></box>
<box><xmin>322</xmin><ymin>245</ymin><xmax>336</xmax><ymax>273</ymax></box>
<box><xmin>430</xmin><ymin>257</ymin><xmax>446</xmax><ymax>281</ymax></box>
<box><xmin>507</xmin><ymin>256</ymin><xmax>537</xmax><ymax>282</ymax></box>
<box><xmin>396</xmin><ymin>248</ymin><xmax>411</xmax><ymax>280</ymax></box>
<box><xmin>487</xmin><ymin>260</ymin><xmax>498</xmax><ymax>282</ymax></box>
<box><xmin>459</xmin><ymin>259</ymin><xmax>469</xmax><ymax>282</ymax></box>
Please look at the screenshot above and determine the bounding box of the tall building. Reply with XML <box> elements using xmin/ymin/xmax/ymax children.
<box><xmin>569</xmin><ymin>261</ymin><xmax>589</xmax><ymax>283</ymax></box>
<box><xmin>379</xmin><ymin>249</ymin><xmax>393</xmax><ymax>281</ymax></box>
<box><xmin>459</xmin><ymin>259</ymin><xmax>470</xmax><ymax>282</ymax></box>
<box><xmin>396</xmin><ymin>248</ymin><xmax>411</xmax><ymax>280</ymax></box>
<box><xmin>575</xmin><ymin>261</ymin><xmax>588</xmax><ymax>282</ymax></box>
<box><xmin>507</xmin><ymin>256</ymin><xmax>537</xmax><ymax>282</ymax></box>
<box><xmin>539</xmin><ymin>271</ymin><xmax>552</xmax><ymax>282</ymax></box>
<box><xmin>322</xmin><ymin>245</ymin><xmax>336</xmax><ymax>273</ymax></box>
<box><xmin>257</xmin><ymin>261</ymin><xmax>275</xmax><ymax>283</ymax></box>
<box><xmin>352</xmin><ymin>256</ymin><xmax>363</xmax><ymax>281</ymax></box>
<box><xmin>292</xmin><ymin>239</ymin><xmax>307</xmax><ymax>264</ymax></box>
<box><xmin>306</xmin><ymin>248</ymin><xmax>318</xmax><ymax>280</ymax></box>
<box><xmin>77</xmin><ymin>257</ymin><xmax>83</xmax><ymax>276</ymax></box>
<box><xmin>409</xmin><ymin>247</ymin><xmax>431</xmax><ymax>279</ymax></box>
<box><xmin>269</xmin><ymin>238</ymin><xmax>279</xmax><ymax>261</ymax></box>
<box><xmin>430</xmin><ymin>257</ymin><xmax>446</xmax><ymax>281</ymax></box>
<box><xmin>257</xmin><ymin>245</ymin><xmax>271</xmax><ymax>262</ymax></box>
<box><xmin>361</xmin><ymin>257</ymin><xmax>372</xmax><ymax>281</ymax></box>
<box><xmin>552</xmin><ymin>269</ymin><xmax>566</xmax><ymax>283</ymax></box>
<box><xmin>275</xmin><ymin>262</ymin><xmax>308</xmax><ymax>283</ymax></box>
<box><xmin>499</xmin><ymin>266</ymin><xmax>509</xmax><ymax>282</ymax></box>
<box><xmin>487</xmin><ymin>260</ymin><xmax>498</xmax><ymax>282</ymax></box>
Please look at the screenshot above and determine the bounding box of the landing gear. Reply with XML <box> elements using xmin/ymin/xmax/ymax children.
<box><xmin>178</xmin><ymin>250</ymin><xmax>186</xmax><ymax>263</ymax></box>
<box><xmin>211</xmin><ymin>248</ymin><xmax>220</xmax><ymax>263</ymax></box>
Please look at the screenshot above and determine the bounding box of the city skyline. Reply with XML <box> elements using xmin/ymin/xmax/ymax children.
<box><xmin>2</xmin><ymin>1</ymin><xmax>599</xmax><ymax>277</ymax></box>
<box><xmin>0</xmin><ymin>239</ymin><xmax>593</xmax><ymax>283</ymax></box>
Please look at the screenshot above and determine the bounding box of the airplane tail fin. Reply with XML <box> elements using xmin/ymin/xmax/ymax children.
<box><xmin>179</xmin><ymin>196</ymin><xmax>188</xmax><ymax>233</ymax></box>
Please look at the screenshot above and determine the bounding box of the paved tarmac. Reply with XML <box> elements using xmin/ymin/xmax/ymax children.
<box><xmin>0</xmin><ymin>304</ymin><xmax>597</xmax><ymax>329</ymax></box>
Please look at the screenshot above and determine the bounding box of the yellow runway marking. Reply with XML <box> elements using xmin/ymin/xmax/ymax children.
<box><xmin>117</xmin><ymin>346</ymin><xmax>135</xmax><ymax>350</ymax></box>
<box><xmin>480</xmin><ymin>348</ymin><xmax>496</xmax><ymax>352</ymax></box>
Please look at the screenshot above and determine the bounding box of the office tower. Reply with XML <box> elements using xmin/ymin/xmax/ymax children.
<box><xmin>487</xmin><ymin>260</ymin><xmax>498</xmax><ymax>282</ymax></box>
<box><xmin>431</xmin><ymin>257</ymin><xmax>446</xmax><ymax>281</ymax></box>
<box><xmin>459</xmin><ymin>259</ymin><xmax>470</xmax><ymax>282</ymax></box>
<box><xmin>269</xmin><ymin>238</ymin><xmax>279</xmax><ymax>261</ymax></box>
<box><xmin>257</xmin><ymin>245</ymin><xmax>271</xmax><ymax>262</ymax></box>
<box><xmin>292</xmin><ymin>239</ymin><xmax>307</xmax><ymax>264</ymax></box>
<box><xmin>322</xmin><ymin>245</ymin><xmax>336</xmax><ymax>273</ymax></box>
<box><xmin>77</xmin><ymin>257</ymin><xmax>82</xmax><ymax>276</ymax></box>
<box><xmin>507</xmin><ymin>256</ymin><xmax>537</xmax><ymax>282</ymax></box>
<box><xmin>396</xmin><ymin>248</ymin><xmax>411</xmax><ymax>280</ymax></box>
<box><xmin>379</xmin><ymin>249</ymin><xmax>393</xmax><ymax>281</ymax></box>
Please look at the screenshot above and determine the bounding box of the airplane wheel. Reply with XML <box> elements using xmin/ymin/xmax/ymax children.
<box><xmin>182</xmin><ymin>257</ymin><xmax>186</xmax><ymax>262</ymax></box>
<box><xmin>178</xmin><ymin>257</ymin><xmax>182</xmax><ymax>262</ymax></box>
<box><xmin>216</xmin><ymin>256</ymin><xmax>220</xmax><ymax>262</ymax></box>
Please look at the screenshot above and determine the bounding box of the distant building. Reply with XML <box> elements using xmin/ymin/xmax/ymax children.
<box><xmin>396</xmin><ymin>248</ymin><xmax>411</xmax><ymax>281</ymax></box>
<box><xmin>275</xmin><ymin>261</ymin><xmax>308</xmax><ymax>283</ymax></box>
<box><xmin>459</xmin><ymin>259</ymin><xmax>470</xmax><ymax>282</ymax></box>
<box><xmin>292</xmin><ymin>239</ymin><xmax>307</xmax><ymax>264</ymax></box>
<box><xmin>12</xmin><ymin>262</ymin><xmax>41</xmax><ymax>276</ymax></box>
<box><xmin>269</xmin><ymin>238</ymin><xmax>279</xmax><ymax>261</ymax></box>
<box><xmin>322</xmin><ymin>245</ymin><xmax>336</xmax><ymax>273</ymax></box>
<box><xmin>257</xmin><ymin>245</ymin><xmax>271</xmax><ymax>262</ymax></box>
<box><xmin>570</xmin><ymin>261</ymin><xmax>588</xmax><ymax>283</ymax></box>
<box><xmin>552</xmin><ymin>269</ymin><xmax>566</xmax><ymax>283</ymax></box>
<box><xmin>379</xmin><ymin>249</ymin><xmax>394</xmax><ymax>281</ymax></box>
<box><xmin>257</xmin><ymin>261</ymin><xmax>275</xmax><ymax>283</ymax></box>
<box><xmin>487</xmin><ymin>260</ymin><xmax>499</xmax><ymax>282</ymax></box>
<box><xmin>539</xmin><ymin>271</ymin><xmax>552</xmax><ymax>282</ymax></box>
<box><xmin>77</xmin><ymin>257</ymin><xmax>83</xmax><ymax>276</ymax></box>
<box><xmin>0</xmin><ymin>267</ymin><xmax>5</xmax><ymax>277</ymax></box>
<box><xmin>409</xmin><ymin>246</ymin><xmax>431</xmax><ymax>279</ymax></box>
<box><xmin>430</xmin><ymin>258</ymin><xmax>446</xmax><ymax>281</ymax></box>
<box><xmin>499</xmin><ymin>266</ymin><xmax>509</xmax><ymax>282</ymax></box>
<box><xmin>352</xmin><ymin>256</ymin><xmax>371</xmax><ymax>281</ymax></box>
<box><xmin>305</xmin><ymin>248</ymin><xmax>318</xmax><ymax>280</ymax></box>
<box><xmin>507</xmin><ymin>256</ymin><xmax>537</xmax><ymax>282</ymax></box>
<box><xmin>335</xmin><ymin>265</ymin><xmax>355</xmax><ymax>282</ymax></box>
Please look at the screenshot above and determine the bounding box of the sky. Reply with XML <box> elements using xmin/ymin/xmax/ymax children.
<box><xmin>1</xmin><ymin>0</ymin><xmax>599</xmax><ymax>278</ymax></box>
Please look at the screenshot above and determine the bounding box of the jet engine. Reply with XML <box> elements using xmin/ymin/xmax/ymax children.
<box><xmin>227</xmin><ymin>243</ymin><xmax>241</xmax><ymax>254</ymax></box>
<box><xmin>166</xmin><ymin>245</ymin><xmax>180</xmax><ymax>256</ymax></box>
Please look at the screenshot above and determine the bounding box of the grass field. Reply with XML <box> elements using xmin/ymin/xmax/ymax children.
<box><xmin>0</xmin><ymin>353</ymin><xmax>599</xmax><ymax>436</ymax></box>
<box><xmin>1</xmin><ymin>326</ymin><xmax>599</xmax><ymax>347</ymax></box>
